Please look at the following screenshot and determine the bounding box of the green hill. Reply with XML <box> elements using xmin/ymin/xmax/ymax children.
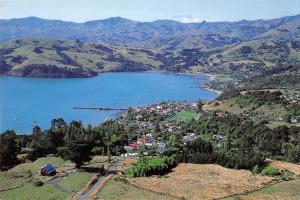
<box><xmin>1</xmin><ymin>37</ymin><xmax>299</xmax><ymax>81</ymax></box>
<box><xmin>0</xmin><ymin>38</ymin><xmax>161</xmax><ymax>78</ymax></box>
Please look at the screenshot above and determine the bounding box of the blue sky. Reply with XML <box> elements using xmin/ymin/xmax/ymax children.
<box><xmin>0</xmin><ymin>0</ymin><xmax>299</xmax><ymax>22</ymax></box>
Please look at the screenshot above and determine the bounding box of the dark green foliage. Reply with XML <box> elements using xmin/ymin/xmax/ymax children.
<box><xmin>245</xmin><ymin>74</ymin><xmax>300</xmax><ymax>90</ymax></box>
<box><xmin>179</xmin><ymin>111</ymin><xmax>300</xmax><ymax>169</ymax></box>
<box><xmin>61</xmin><ymin>120</ymin><xmax>92</xmax><ymax>168</ymax></box>
<box><xmin>48</xmin><ymin>118</ymin><xmax>67</xmax><ymax>148</ymax></box>
<box><xmin>60</xmin><ymin>142</ymin><xmax>92</xmax><ymax>168</ymax></box>
<box><xmin>239</xmin><ymin>46</ymin><xmax>253</xmax><ymax>54</ymax></box>
<box><xmin>176</xmin><ymin>137</ymin><xmax>265</xmax><ymax>170</ymax></box>
<box><xmin>28</xmin><ymin>126</ymin><xmax>55</xmax><ymax>161</ymax></box>
<box><xmin>27</xmin><ymin>146</ymin><xmax>55</xmax><ymax>161</ymax></box>
<box><xmin>32</xmin><ymin>180</ymin><xmax>44</xmax><ymax>187</ymax></box>
<box><xmin>197</xmin><ymin>100</ymin><xmax>203</xmax><ymax>112</ymax></box>
<box><xmin>217</xmin><ymin>89</ymin><xmax>241</xmax><ymax>101</ymax></box>
<box><xmin>287</xmin><ymin>103</ymin><xmax>300</xmax><ymax>118</ymax></box>
<box><xmin>91</xmin><ymin>120</ymin><xmax>128</xmax><ymax>156</ymax></box>
<box><xmin>11</xmin><ymin>55</ymin><xmax>27</xmax><ymax>64</ymax></box>
<box><xmin>0</xmin><ymin>131</ymin><xmax>20</xmax><ymax>169</ymax></box>
<box><xmin>0</xmin><ymin>117</ymin><xmax>131</xmax><ymax>169</ymax></box>
<box><xmin>229</xmin><ymin>91</ymin><xmax>287</xmax><ymax>111</ymax></box>
<box><xmin>126</xmin><ymin>156</ymin><xmax>177</xmax><ymax>177</ymax></box>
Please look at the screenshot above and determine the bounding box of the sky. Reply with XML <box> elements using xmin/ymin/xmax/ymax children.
<box><xmin>0</xmin><ymin>0</ymin><xmax>299</xmax><ymax>23</ymax></box>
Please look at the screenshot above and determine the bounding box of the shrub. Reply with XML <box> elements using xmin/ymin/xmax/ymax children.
<box><xmin>281</xmin><ymin>170</ymin><xmax>295</xmax><ymax>181</ymax></box>
<box><xmin>252</xmin><ymin>165</ymin><xmax>261</xmax><ymax>174</ymax></box>
<box><xmin>33</xmin><ymin>180</ymin><xmax>44</xmax><ymax>187</ymax></box>
<box><xmin>261</xmin><ymin>166</ymin><xmax>280</xmax><ymax>176</ymax></box>
<box><xmin>125</xmin><ymin>156</ymin><xmax>177</xmax><ymax>177</ymax></box>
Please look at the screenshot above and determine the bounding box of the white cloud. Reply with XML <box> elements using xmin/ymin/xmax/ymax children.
<box><xmin>180</xmin><ymin>17</ymin><xmax>204</xmax><ymax>23</ymax></box>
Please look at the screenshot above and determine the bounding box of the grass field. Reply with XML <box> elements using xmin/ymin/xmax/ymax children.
<box><xmin>0</xmin><ymin>157</ymin><xmax>70</xmax><ymax>200</ymax></box>
<box><xmin>0</xmin><ymin>182</ymin><xmax>69</xmax><ymax>200</ymax></box>
<box><xmin>96</xmin><ymin>179</ymin><xmax>174</xmax><ymax>200</ymax></box>
<box><xmin>0</xmin><ymin>157</ymin><xmax>67</xmax><ymax>191</ymax></box>
<box><xmin>175</xmin><ymin>111</ymin><xmax>197</xmax><ymax>120</ymax></box>
<box><xmin>59</xmin><ymin>171</ymin><xmax>95</xmax><ymax>192</ymax></box>
<box><xmin>0</xmin><ymin>156</ymin><xmax>114</xmax><ymax>199</ymax></box>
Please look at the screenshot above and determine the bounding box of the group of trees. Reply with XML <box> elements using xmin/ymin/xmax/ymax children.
<box><xmin>0</xmin><ymin>131</ymin><xmax>20</xmax><ymax>170</ymax></box>
<box><xmin>176</xmin><ymin>137</ymin><xmax>266</xmax><ymax>170</ymax></box>
<box><xmin>0</xmin><ymin>118</ymin><xmax>128</xmax><ymax>169</ymax></box>
<box><xmin>219</xmin><ymin>90</ymin><xmax>287</xmax><ymax>112</ymax></box>
<box><xmin>177</xmin><ymin>111</ymin><xmax>300</xmax><ymax>168</ymax></box>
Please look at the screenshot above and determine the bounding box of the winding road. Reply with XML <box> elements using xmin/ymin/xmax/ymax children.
<box><xmin>78</xmin><ymin>160</ymin><xmax>119</xmax><ymax>200</ymax></box>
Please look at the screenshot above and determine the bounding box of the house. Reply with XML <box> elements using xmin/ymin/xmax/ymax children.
<box><xmin>124</xmin><ymin>143</ymin><xmax>139</xmax><ymax>151</ymax></box>
<box><xmin>156</xmin><ymin>105</ymin><xmax>163</xmax><ymax>110</ymax></box>
<box><xmin>183</xmin><ymin>133</ymin><xmax>196</xmax><ymax>143</ymax></box>
<box><xmin>149</xmin><ymin>107</ymin><xmax>156</xmax><ymax>113</ymax></box>
<box><xmin>277</xmin><ymin>116</ymin><xmax>284</xmax><ymax>121</ymax></box>
<box><xmin>129</xmin><ymin>143</ymin><xmax>139</xmax><ymax>149</ymax></box>
<box><xmin>291</xmin><ymin>118</ymin><xmax>298</xmax><ymax>123</ymax></box>
<box><xmin>168</xmin><ymin>126</ymin><xmax>177</xmax><ymax>132</ymax></box>
<box><xmin>137</xmin><ymin>134</ymin><xmax>154</xmax><ymax>145</ymax></box>
<box><xmin>135</xmin><ymin>114</ymin><xmax>143</xmax><ymax>120</ymax></box>
<box><xmin>213</xmin><ymin>134</ymin><xmax>225</xmax><ymax>142</ymax></box>
<box><xmin>41</xmin><ymin>164</ymin><xmax>56</xmax><ymax>176</ymax></box>
<box><xmin>156</xmin><ymin>142</ymin><xmax>167</xmax><ymax>155</ymax></box>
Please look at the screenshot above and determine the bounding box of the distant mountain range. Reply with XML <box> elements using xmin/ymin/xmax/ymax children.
<box><xmin>0</xmin><ymin>15</ymin><xmax>299</xmax><ymax>80</ymax></box>
<box><xmin>1</xmin><ymin>15</ymin><xmax>299</xmax><ymax>50</ymax></box>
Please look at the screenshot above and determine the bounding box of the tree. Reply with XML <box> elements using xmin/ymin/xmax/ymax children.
<box><xmin>48</xmin><ymin>118</ymin><xmax>67</xmax><ymax>148</ymax></box>
<box><xmin>197</xmin><ymin>100</ymin><xmax>203</xmax><ymax>112</ymax></box>
<box><xmin>28</xmin><ymin>126</ymin><xmax>54</xmax><ymax>161</ymax></box>
<box><xmin>0</xmin><ymin>131</ymin><xmax>19</xmax><ymax>169</ymax></box>
<box><xmin>30</xmin><ymin>126</ymin><xmax>42</xmax><ymax>148</ymax></box>
<box><xmin>62</xmin><ymin>141</ymin><xmax>92</xmax><ymax>168</ymax></box>
<box><xmin>61</xmin><ymin>120</ymin><xmax>92</xmax><ymax>168</ymax></box>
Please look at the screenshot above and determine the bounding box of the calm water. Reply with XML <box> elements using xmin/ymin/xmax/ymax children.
<box><xmin>0</xmin><ymin>72</ymin><xmax>218</xmax><ymax>134</ymax></box>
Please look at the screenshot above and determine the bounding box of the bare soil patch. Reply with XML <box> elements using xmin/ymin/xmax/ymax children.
<box><xmin>117</xmin><ymin>157</ymin><xmax>138</xmax><ymax>174</ymax></box>
<box><xmin>204</xmin><ymin>101</ymin><xmax>244</xmax><ymax>115</ymax></box>
<box><xmin>128</xmin><ymin>163</ymin><xmax>273</xmax><ymax>200</ymax></box>
<box><xmin>270</xmin><ymin>160</ymin><xmax>300</xmax><ymax>175</ymax></box>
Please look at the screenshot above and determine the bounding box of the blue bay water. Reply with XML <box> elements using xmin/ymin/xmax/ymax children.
<box><xmin>0</xmin><ymin>72</ymin><xmax>218</xmax><ymax>134</ymax></box>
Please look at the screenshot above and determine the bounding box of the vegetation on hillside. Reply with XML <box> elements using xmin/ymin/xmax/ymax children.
<box><xmin>125</xmin><ymin>156</ymin><xmax>177</xmax><ymax>177</ymax></box>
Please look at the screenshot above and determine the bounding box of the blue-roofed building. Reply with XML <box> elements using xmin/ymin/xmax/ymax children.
<box><xmin>41</xmin><ymin>164</ymin><xmax>56</xmax><ymax>176</ymax></box>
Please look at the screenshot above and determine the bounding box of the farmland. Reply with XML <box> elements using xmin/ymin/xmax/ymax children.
<box><xmin>0</xmin><ymin>156</ymin><xmax>106</xmax><ymax>200</ymax></box>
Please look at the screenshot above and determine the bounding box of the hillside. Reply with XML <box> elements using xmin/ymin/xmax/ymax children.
<box><xmin>1</xmin><ymin>37</ymin><xmax>300</xmax><ymax>79</ymax></box>
<box><xmin>202</xmin><ymin>39</ymin><xmax>300</xmax><ymax>76</ymax></box>
<box><xmin>0</xmin><ymin>38</ymin><xmax>161</xmax><ymax>78</ymax></box>
<box><xmin>0</xmin><ymin>15</ymin><xmax>299</xmax><ymax>50</ymax></box>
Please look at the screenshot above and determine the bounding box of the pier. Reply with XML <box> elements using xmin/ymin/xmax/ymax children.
<box><xmin>73</xmin><ymin>106</ymin><xmax>127</xmax><ymax>111</ymax></box>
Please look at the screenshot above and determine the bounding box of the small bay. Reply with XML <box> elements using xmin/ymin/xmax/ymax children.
<box><xmin>0</xmin><ymin>72</ymin><xmax>219</xmax><ymax>133</ymax></box>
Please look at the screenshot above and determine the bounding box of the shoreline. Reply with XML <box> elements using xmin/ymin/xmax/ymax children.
<box><xmin>0</xmin><ymin>70</ymin><xmax>212</xmax><ymax>79</ymax></box>
<box><xmin>202</xmin><ymin>86</ymin><xmax>222</xmax><ymax>95</ymax></box>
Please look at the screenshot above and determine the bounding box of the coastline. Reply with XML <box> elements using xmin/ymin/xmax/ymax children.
<box><xmin>202</xmin><ymin>73</ymin><xmax>222</xmax><ymax>95</ymax></box>
<box><xmin>202</xmin><ymin>86</ymin><xmax>222</xmax><ymax>95</ymax></box>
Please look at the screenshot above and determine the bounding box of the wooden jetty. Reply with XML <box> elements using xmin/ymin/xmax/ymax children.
<box><xmin>73</xmin><ymin>106</ymin><xmax>127</xmax><ymax>111</ymax></box>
